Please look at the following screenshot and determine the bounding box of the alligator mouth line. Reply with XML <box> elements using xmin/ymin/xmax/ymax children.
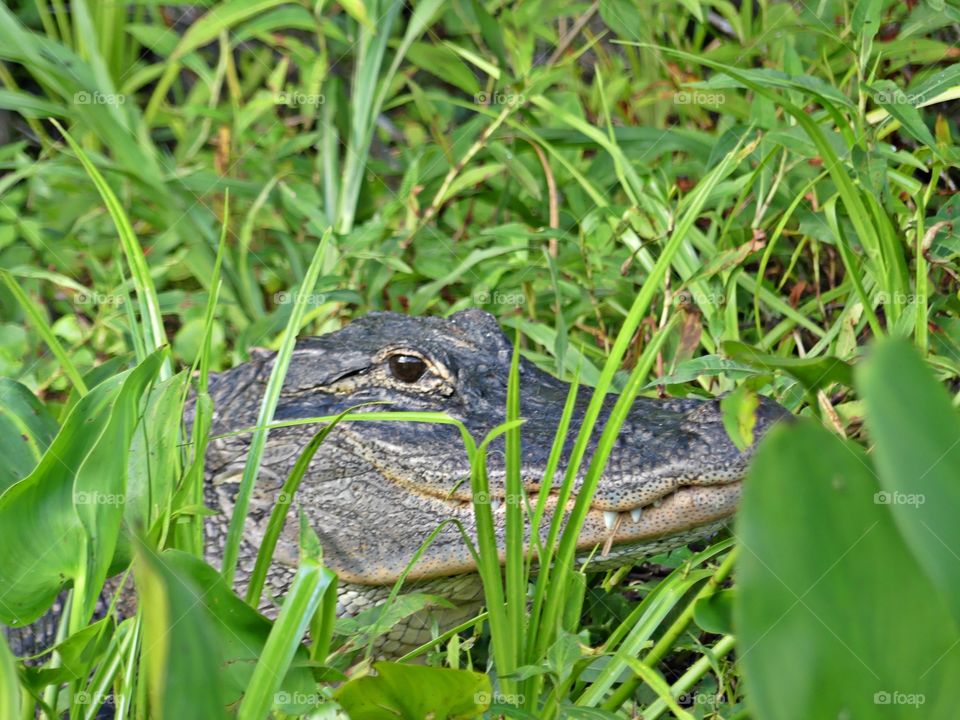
<box><xmin>439</xmin><ymin>480</ymin><xmax>742</xmax><ymax>556</ymax></box>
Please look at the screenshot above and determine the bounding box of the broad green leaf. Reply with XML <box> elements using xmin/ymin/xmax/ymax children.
<box><xmin>335</xmin><ymin>661</ymin><xmax>491</xmax><ymax>720</ymax></box>
<box><xmin>643</xmin><ymin>355</ymin><xmax>758</xmax><ymax>389</ymax></box>
<box><xmin>335</xmin><ymin>593</ymin><xmax>455</xmax><ymax>642</ymax></box>
<box><xmin>0</xmin><ymin>349</ymin><xmax>164</xmax><ymax>628</ymax></box>
<box><xmin>409</xmin><ymin>245</ymin><xmax>519</xmax><ymax>314</ymax></box>
<box><xmin>722</xmin><ymin>341</ymin><xmax>853</xmax><ymax>394</ymax></box>
<box><xmin>123</xmin><ymin>372</ymin><xmax>189</xmax><ymax>550</ymax></box>
<box><xmin>233</xmin><ymin>6</ymin><xmax>318</xmax><ymax>41</ymax></box>
<box><xmin>867</xmin><ymin>80</ymin><xmax>942</xmax><ymax>158</ymax></box>
<box><xmin>693</xmin><ymin>589</ymin><xmax>734</xmax><ymax>635</ymax></box>
<box><xmin>437</xmin><ymin>163</ymin><xmax>506</xmax><ymax>204</ymax></box>
<box><xmin>852</xmin><ymin>0</ymin><xmax>882</xmax><ymax>38</ymax></box>
<box><xmin>137</xmin><ymin>548</ymin><xmax>316</xmax><ymax>717</ymax></box>
<box><xmin>857</xmin><ymin>339</ymin><xmax>960</xmax><ymax>628</ymax></box>
<box><xmin>720</xmin><ymin>384</ymin><xmax>759</xmax><ymax>451</ymax></box>
<box><xmin>0</xmin><ymin>379</ymin><xmax>58</xmax><ymax>495</ymax></box>
<box><xmin>737</xmin><ymin>420</ymin><xmax>960</xmax><ymax>719</ymax></box>
<box><xmin>908</xmin><ymin>64</ymin><xmax>960</xmax><ymax>104</ymax></box>
<box><xmin>136</xmin><ymin>546</ymin><xmax>229</xmax><ymax>719</ymax></box>
<box><xmin>49</xmin><ymin>616</ymin><xmax>115</xmax><ymax>681</ymax></box>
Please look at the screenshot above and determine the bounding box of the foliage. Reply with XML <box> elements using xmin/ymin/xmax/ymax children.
<box><xmin>1</xmin><ymin>0</ymin><xmax>959</xmax><ymax>717</ymax></box>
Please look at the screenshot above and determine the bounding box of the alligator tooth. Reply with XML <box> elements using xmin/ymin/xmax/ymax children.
<box><xmin>630</xmin><ymin>507</ymin><xmax>642</xmax><ymax>523</ymax></box>
<box><xmin>603</xmin><ymin>511</ymin><xmax>619</xmax><ymax>530</ymax></box>
<box><xmin>490</xmin><ymin>498</ymin><xmax>502</xmax><ymax>512</ymax></box>
<box><xmin>652</xmin><ymin>499</ymin><xmax>663</xmax><ymax>508</ymax></box>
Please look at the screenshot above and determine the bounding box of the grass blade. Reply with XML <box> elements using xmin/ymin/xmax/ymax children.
<box><xmin>0</xmin><ymin>270</ymin><xmax>88</xmax><ymax>395</ymax></box>
<box><xmin>237</xmin><ymin>516</ymin><xmax>336</xmax><ymax>720</ymax></box>
<box><xmin>221</xmin><ymin>227</ymin><xmax>333</xmax><ymax>586</ymax></box>
<box><xmin>51</xmin><ymin>119</ymin><xmax>170</xmax><ymax>376</ymax></box>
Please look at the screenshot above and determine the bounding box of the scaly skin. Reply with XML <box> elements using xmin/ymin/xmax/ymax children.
<box><xmin>201</xmin><ymin>309</ymin><xmax>788</xmax><ymax>653</ymax></box>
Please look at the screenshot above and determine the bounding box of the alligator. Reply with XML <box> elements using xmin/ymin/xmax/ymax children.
<box><xmin>6</xmin><ymin>309</ymin><xmax>788</xmax><ymax>659</ymax></box>
<box><xmin>203</xmin><ymin>309</ymin><xmax>789</xmax><ymax>654</ymax></box>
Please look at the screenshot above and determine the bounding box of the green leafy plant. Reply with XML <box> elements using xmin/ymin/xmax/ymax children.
<box><xmin>1</xmin><ymin>0</ymin><xmax>959</xmax><ymax>717</ymax></box>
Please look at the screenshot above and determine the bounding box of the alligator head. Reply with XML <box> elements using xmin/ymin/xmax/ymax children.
<box><xmin>204</xmin><ymin>309</ymin><xmax>788</xmax><ymax>589</ymax></box>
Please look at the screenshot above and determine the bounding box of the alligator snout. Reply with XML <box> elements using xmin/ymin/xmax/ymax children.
<box><xmin>584</xmin><ymin>393</ymin><xmax>791</xmax><ymax>512</ymax></box>
<box><xmin>204</xmin><ymin>309</ymin><xmax>791</xmax><ymax>584</ymax></box>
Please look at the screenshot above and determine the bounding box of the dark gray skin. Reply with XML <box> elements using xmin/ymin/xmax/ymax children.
<box><xmin>6</xmin><ymin>309</ymin><xmax>788</xmax><ymax>658</ymax></box>
<box><xmin>203</xmin><ymin>309</ymin><xmax>788</xmax><ymax>630</ymax></box>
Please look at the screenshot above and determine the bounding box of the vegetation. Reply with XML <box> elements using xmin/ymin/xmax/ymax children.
<box><xmin>1</xmin><ymin>0</ymin><xmax>959</xmax><ymax>717</ymax></box>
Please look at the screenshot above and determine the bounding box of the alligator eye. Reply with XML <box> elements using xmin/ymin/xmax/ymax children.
<box><xmin>389</xmin><ymin>354</ymin><xmax>427</xmax><ymax>383</ymax></box>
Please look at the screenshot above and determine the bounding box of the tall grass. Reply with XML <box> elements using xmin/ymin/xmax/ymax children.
<box><xmin>1</xmin><ymin>0</ymin><xmax>959</xmax><ymax>717</ymax></box>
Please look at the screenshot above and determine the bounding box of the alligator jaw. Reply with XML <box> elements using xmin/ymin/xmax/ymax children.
<box><xmin>319</xmin><ymin>477</ymin><xmax>744</xmax><ymax>586</ymax></box>
<box><xmin>203</xmin><ymin>309</ymin><xmax>789</xmax><ymax>591</ymax></box>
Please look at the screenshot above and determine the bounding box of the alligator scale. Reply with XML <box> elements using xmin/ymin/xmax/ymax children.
<box><xmin>201</xmin><ymin>309</ymin><xmax>788</xmax><ymax>653</ymax></box>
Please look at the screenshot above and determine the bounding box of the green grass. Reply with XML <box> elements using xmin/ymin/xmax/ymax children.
<box><xmin>2</xmin><ymin>0</ymin><xmax>960</xmax><ymax>717</ymax></box>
